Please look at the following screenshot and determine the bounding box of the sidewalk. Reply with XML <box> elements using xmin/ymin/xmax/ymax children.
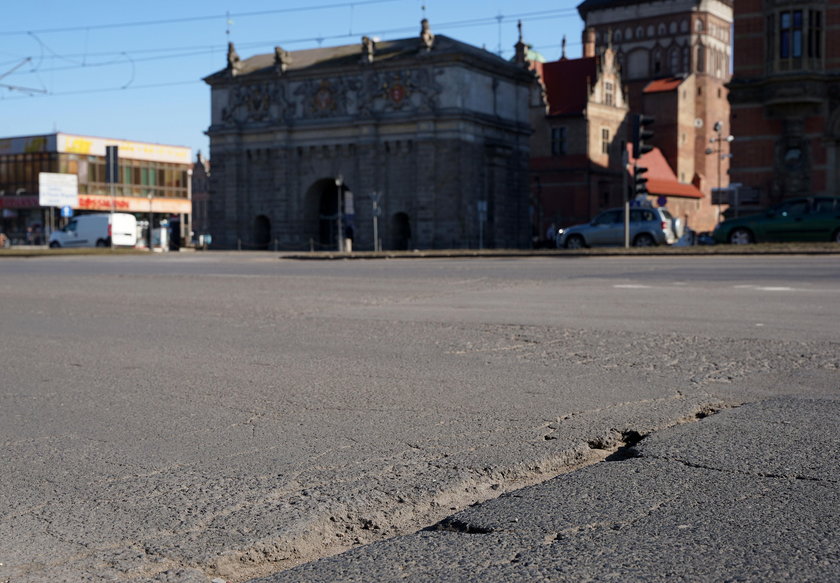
<box><xmin>253</xmin><ymin>396</ymin><xmax>840</xmax><ymax>582</ymax></box>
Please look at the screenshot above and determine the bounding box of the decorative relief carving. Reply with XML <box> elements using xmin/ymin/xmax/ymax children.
<box><xmin>223</xmin><ymin>81</ymin><xmax>291</xmax><ymax>126</ymax></box>
<box><xmin>222</xmin><ymin>66</ymin><xmax>444</xmax><ymax>126</ymax></box>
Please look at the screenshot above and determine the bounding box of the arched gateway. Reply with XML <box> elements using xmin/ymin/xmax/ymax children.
<box><xmin>204</xmin><ymin>21</ymin><xmax>532</xmax><ymax>250</ymax></box>
<box><xmin>306</xmin><ymin>178</ymin><xmax>352</xmax><ymax>251</ymax></box>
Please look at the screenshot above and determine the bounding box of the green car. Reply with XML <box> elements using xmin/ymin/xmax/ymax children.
<box><xmin>712</xmin><ymin>196</ymin><xmax>840</xmax><ymax>244</ymax></box>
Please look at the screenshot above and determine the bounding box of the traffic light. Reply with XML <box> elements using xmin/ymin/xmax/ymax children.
<box><xmin>632</xmin><ymin>114</ymin><xmax>655</xmax><ymax>159</ymax></box>
<box><xmin>633</xmin><ymin>164</ymin><xmax>649</xmax><ymax>197</ymax></box>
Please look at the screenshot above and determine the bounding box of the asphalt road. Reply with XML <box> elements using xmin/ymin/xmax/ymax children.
<box><xmin>1</xmin><ymin>253</ymin><xmax>838</xmax><ymax>582</ymax></box>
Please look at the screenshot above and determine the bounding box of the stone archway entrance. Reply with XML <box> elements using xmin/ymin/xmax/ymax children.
<box><xmin>306</xmin><ymin>178</ymin><xmax>352</xmax><ymax>251</ymax></box>
<box><xmin>254</xmin><ymin>215</ymin><xmax>271</xmax><ymax>250</ymax></box>
<box><xmin>391</xmin><ymin>212</ymin><xmax>411</xmax><ymax>250</ymax></box>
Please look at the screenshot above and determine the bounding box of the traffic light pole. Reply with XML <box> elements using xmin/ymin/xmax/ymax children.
<box><xmin>628</xmin><ymin>114</ymin><xmax>655</xmax><ymax>248</ymax></box>
<box><xmin>623</xmin><ymin>150</ymin><xmax>629</xmax><ymax>248</ymax></box>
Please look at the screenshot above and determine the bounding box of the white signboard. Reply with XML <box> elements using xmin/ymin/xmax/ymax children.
<box><xmin>39</xmin><ymin>172</ymin><xmax>79</xmax><ymax>207</ymax></box>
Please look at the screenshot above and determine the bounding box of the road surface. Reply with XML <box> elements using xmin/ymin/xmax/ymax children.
<box><xmin>0</xmin><ymin>253</ymin><xmax>837</xmax><ymax>582</ymax></box>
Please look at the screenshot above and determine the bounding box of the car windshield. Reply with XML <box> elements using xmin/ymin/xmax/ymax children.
<box><xmin>593</xmin><ymin>210</ymin><xmax>622</xmax><ymax>225</ymax></box>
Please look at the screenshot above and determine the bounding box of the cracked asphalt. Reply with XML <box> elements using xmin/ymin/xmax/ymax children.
<box><xmin>0</xmin><ymin>253</ymin><xmax>837</xmax><ymax>582</ymax></box>
<box><xmin>256</xmin><ymin>396</ymin><xmax>839</xmax><ymax>582</ymax></box>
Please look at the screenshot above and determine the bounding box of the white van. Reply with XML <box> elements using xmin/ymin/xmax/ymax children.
<box><xmin>49</xmin><ymin>213</ymin><xmax>138</xmax><ymax>248</ymax></box>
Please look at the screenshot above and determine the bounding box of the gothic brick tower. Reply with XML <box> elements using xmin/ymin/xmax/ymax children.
<box><xmin>578</xmin><ymin>0</ymin><xmax>733</xmax><ymax>229</ymax></box>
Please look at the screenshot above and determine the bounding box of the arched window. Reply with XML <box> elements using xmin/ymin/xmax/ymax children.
<box><xmin>696</xmin><ymin>45</ymin><xmax>705</xmax><ymax>72</ymax></box>
<box><xmin>670</xmin><ymin>22</ymin><xmax>677</xmax><ymax>35</ymax></box>
<box><xmin>658</xmin><ymin>23</ymin><xmax>666</xmax><ymax>36</ymax></box>
<box><xmin>625</xmin><ymin>27</ymin><xmax>633</xmax><ymax>40</ymax></box>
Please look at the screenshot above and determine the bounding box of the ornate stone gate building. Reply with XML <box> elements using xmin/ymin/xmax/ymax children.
<box><xmin>204</xmin><ymin>21</ymin><xmax>534</xmax><ymax>250</ymax></box>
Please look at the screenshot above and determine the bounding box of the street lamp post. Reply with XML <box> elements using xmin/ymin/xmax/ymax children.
<box><xmin>335</xmin><ymin>175</ymin><xmax>344</xmax><ymax>253</ymax></box>
<box><xmin>706</xmin><ymin>121</ymin><xmax>734</xmax><ymax>224</ymax></box>
<box><xmin>147</xmin><ymin>193</ymin><xmax>154</xmax><ymax>252</ymax></box>
<box><xmin>371</xmin><ymin>190</ymin><xmax>382</xmax><ymax>252</ymax></box>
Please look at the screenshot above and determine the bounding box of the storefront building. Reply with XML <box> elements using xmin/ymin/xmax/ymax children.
<box><xmin>0</xmin><ymin>133</ymin><xmax>192</xmax><ymax>244</ymax></box>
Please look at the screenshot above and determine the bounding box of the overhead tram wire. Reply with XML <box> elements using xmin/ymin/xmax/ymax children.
<box><xmin>1</xmin><ymin>7</ymin><xmax>580</xmax><ymax>99</ymax></box>
<box><xmin>0</xmin><ymin>0</ymin><xmax>407</xmax><ymax>36</ymax></box>
<box><xmin>6</xmin><ymin>6</ymin><xmax>579</xmax><ymax>72</ymax></box>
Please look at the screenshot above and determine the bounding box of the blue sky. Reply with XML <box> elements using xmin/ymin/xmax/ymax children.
<box><xmin>1</xmin><ymin>1</ymin><xmax>585</xmax><ymax>157</ymax></box>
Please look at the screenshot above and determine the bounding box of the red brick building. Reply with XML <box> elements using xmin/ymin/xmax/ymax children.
<box><xmin>729</xmin><ymin>0</ymin><xmax>839</xmax><ymax>207</ymax></box>
<box><xmin>528</xmin><ymin>45</ymin><xmax>629</xmax><ymax>244</ymax></box>
<box><xmin>577</xmin><ymin>0</ymin><xmax>733</xmax><ymax>231</ymax></box>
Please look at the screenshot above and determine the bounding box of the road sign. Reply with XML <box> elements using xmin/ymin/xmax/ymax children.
<box><xmin>61</xmin><ymin>205</ymin><xmax>74</xmax><ymax>218</ymax></box>
<box><xmin>38</xmin><ymin>173</ymin><xmax>79</xmax><ymax>207</ymax></box>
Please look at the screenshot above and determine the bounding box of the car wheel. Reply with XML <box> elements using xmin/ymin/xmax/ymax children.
<box><xmin>565</xmin><ymin>235</ymin><xmax>585</xmax><ymax>249</ymax></box>
<box><xmin>728</xmin><ymin>228</ymin><xmax>754</xmax><ymax>245</ymax></box>
<box><xmin>96</xmin><ymin>238</ymin><xmax>108</xmax><ymax>248</ymax></box>
<box><xmin>632</xmin><ymin>233</ymin><xmax>656</xmax><ymax>247</ymax></box>
<box><xmin>49</xmin><ymin>241</ymin><xmax>61</xmax><ymax>249</ymax></box>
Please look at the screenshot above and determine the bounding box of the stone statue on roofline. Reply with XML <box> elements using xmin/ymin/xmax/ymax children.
<box><xmin>361</xmin><ymin>36</ymin><xmax>375</xmax><ymax>63</ymax></box>
<box><xmin>420</xmin><ymin>18</ymin><xmax>434</xmax><ymax>51</ymax></box>
<box><xmin>274</xmin><ymin>46</ymin><xmax>291</xmax><ymax>74</ymax></box>
<box><xmin>226</xmin><ymin>42</ymin><xmax>241</xmax><ymax>76</ymax></box>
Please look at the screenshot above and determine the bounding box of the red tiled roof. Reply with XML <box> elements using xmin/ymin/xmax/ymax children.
<box><xmin>643</xmin><ymin>77</ymin><xmax>684</xmax><ymax>93</ymax></box>
<box><xmin>627</xmin><ymin>145</ymin><xmax>703</xmax><ymax>199</ymax></box>
<box><xmin>535</xmin><ymin>57</ymin><xmax>598</xmax><ymax>116</ymax></box>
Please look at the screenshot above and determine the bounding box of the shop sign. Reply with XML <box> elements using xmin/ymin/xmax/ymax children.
<box><xmin>77</xmin><ymin>194</ymin><xmax>191</xmax><ymax>214</ymax></box>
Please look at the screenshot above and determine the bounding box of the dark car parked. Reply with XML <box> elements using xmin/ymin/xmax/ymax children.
<box><xmin>712</xmin><ymin>196</ymin><xmax>840</xmax><ymax>244</ymax></box>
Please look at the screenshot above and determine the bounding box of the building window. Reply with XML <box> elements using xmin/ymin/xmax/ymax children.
<box><xmin>773</xmin><ymin>8</ymin><xmax>823</xmax><ymax>71</ymax></box>
<box><xmin>780</xmin><ymin>10</ymin><xmax>801</xmax><ymax>58</ymax></box>
<box><xmin>551</xmin><ymin>127</ymin><xmax>567</xmax><ymax>156</ymax></box>
<box><xmin>808</xmin><ymin>10</ymin><xmax>822</xmax><ymax>58</ymax></box>
<box><xmin>601</xmin><ymin>128</ymin><xmax>610</xmax><ymax>154</ymax></box>
<box><xmin>605</xmin><ymin>82</ymin><xmax>614</xmax><ymax>106</ymax></box>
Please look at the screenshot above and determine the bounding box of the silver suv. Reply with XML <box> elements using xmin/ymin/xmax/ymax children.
<box><xmin>556</xmin><ymin>206</ymin><xmax>679</xmax><ymax>249</ymax></box>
